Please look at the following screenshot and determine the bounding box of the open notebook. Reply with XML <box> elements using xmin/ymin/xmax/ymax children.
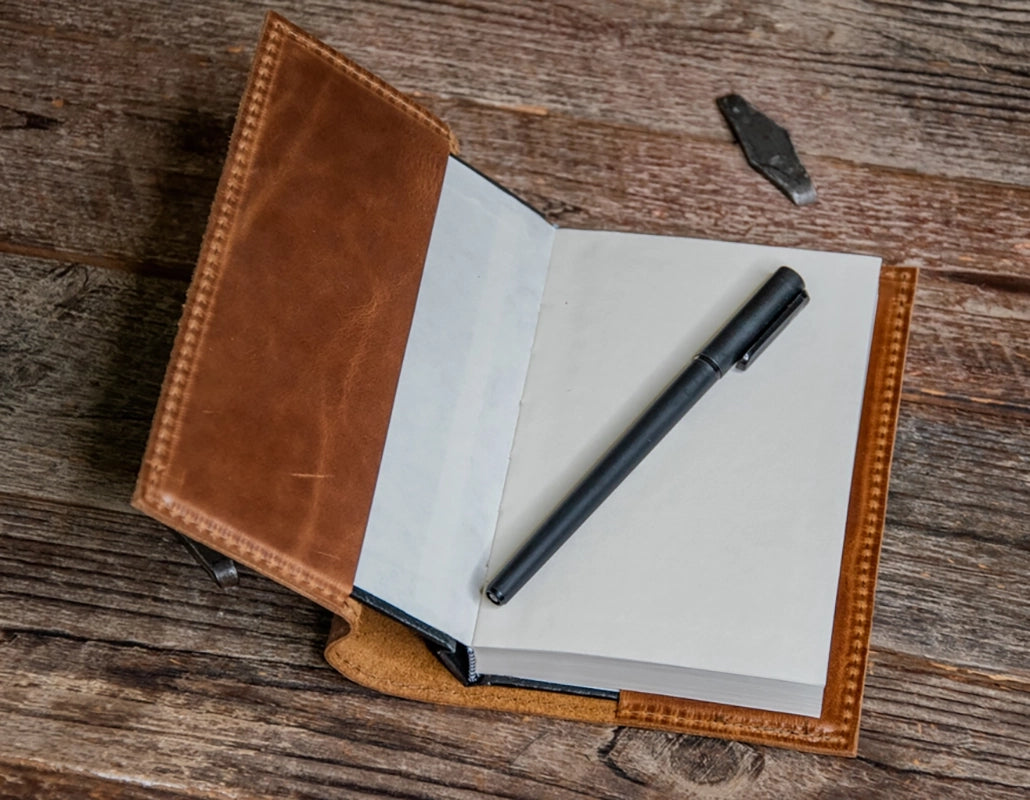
<box><xmin>352</xmin><ymin>157</ymin><xmax>880</xmax><ymax>717</ymax></box>
<box><xmin>134</xmin><ymin>12</ymin><xmax>915</xmax><ymax>754</ymax></box>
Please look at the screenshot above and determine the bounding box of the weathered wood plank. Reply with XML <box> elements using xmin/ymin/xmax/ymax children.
<box><xmin>861</xmin><ymin>649</ymin><xmax>1030</xmax><ymax>789</ymax></box>
<box><xmin>4</xmin><ymin>88</ymin><xmax>1030</xmax><ymax>285</ymax></box>
<box><xmin>5</xmin><ymin>0</ymin><xmax>1029</xmax><ymax>187</ymax></box>
<box><xmin>0</xmin><ymin>256</ymin><xmax>185</xmax><ymax>511</ymax></box>
<box><xmin>437</xmin><ymin>99</ymin><xmax>1030</xmax><ymax>279</ymax></box>
<box><xmin>2</xmin><ymin>4</ymin><xmax>1029</xmax><ymax>280</ymax></box>
<box><xmin>888</xmin><ymin>403</ymin><xmax>1029</xmax><ymax>546</ymax></box>
<box><xmin>906</xmin><ymin>271</ymin><xmax>1030</xmax><ymax>411</ymax></box>
<box><xmin>0</xmin><ymin>763</ymin><xmax>197</xmax><ymax>800</ymax></box>
<box><xmin>874</xmin><ymin>514</ymin><xmax>1030</xmax><ymax>677</ymax></box>
<box><xmin>1</xmin><ymin>631</ymin><xmax>1026</xmax><ymax>798</ymax></box>
<box><xmin>0</xmin><ymin>493</ymin><xmax>331</xmax><ymax>666</ymax></box>
<box><xmin>0</xmin><ymin>19</ymin><xmax>237</xmax><ymax>275</ymax></box>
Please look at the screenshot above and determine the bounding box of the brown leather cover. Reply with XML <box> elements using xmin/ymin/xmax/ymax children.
<box><xmin>134</xmin><ymin>12</ymin><xmax>918</xmax><ymax>755</ymax></box>
<box><xmin>132</xmin><ymin>12</ymin><xmax>456</xmax><ymax>616</ymax></box>
<box><xmin>324</xmin><ymin>266</ymin><xmax>917</xmax><ymax>756</ymax></box>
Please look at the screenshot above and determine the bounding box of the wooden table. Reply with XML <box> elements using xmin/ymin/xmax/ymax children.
<box><xmin>2</xmin><ymin>2</ymin><xmax>1027</xmax><ymax>797</ymax></box>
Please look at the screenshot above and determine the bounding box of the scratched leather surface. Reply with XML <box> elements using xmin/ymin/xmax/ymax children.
<box><xmin>133</xmin><ymin>13</ymin><xmax>453</xmax><ymax>613</ymax></box>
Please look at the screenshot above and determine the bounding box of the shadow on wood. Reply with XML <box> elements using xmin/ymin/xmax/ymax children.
<box><xmin>81</xmin><ymin>109</ymin><xmax>234</xmax><ymax>519</ymax></box>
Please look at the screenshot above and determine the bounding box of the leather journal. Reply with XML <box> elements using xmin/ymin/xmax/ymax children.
<box><xmin>133</xmin><ymin>11</ymin><xmax>917</xmax><ymax>756</ymax></box>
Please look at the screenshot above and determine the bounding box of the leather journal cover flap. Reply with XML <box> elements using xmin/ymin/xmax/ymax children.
<box><xmin>132</xmin><ymin>12</ymin><xmax>455</xmax><ymax>615</ymax></box>
<box><xmin>324</xmin><ymin>266</ymin><xmax>917</xmax><ymax>756</ymax></box>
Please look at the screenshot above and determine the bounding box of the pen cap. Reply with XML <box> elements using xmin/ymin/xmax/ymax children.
<box><xmin>698</xmin><ymin>266</ymin><xmax>808</xmax><ymax>374</ymax></box>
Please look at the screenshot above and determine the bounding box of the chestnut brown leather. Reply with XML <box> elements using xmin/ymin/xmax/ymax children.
<box><xmin>134</xmin><ymin>12</ymin><xmax>918</xmax><ymax>755</ymax></box>
<box><xmin>132</xmin><ymin>12</ymin><xmax>455</xmax><ymax>614</ymax></box>
<box><xmin>325</xmin><ymin>266</ymin><xmax>917</xmax><ymax>756</ymax></box>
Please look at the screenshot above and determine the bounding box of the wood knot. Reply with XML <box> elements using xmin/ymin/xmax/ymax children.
<box><xmin>673</xmin><ymin>736</ymin><xmax>764</xmax><ymax>786</ymax></box>
<box><xmin>600</xmin><ymin>729</ymin><xmax>764</xmax><ymax>793</ymax></box>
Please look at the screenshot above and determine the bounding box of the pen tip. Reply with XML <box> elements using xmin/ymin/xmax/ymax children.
<box><xmin>485</xmin><ymin>586</ymin><xmax>506</xmax><ymax>606</ymax></box>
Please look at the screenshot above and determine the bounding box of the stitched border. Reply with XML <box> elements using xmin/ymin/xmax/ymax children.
<box><xmin>834</xmin><ymin>267</ymin><xmax>914</xmax><ymax>744</ymax></box>
<box><xmin>159</xmin><ymin>497</ymin><xmax>354</xmax><ymax>611</ymax></box>
<box><xmin>137</xmin><ymin>13</ymin><xmax>455</xmax><ymax>608</ymax></box>
<box><xmin>615</xmin><ymin>267</ymin><xmax>917</xmax><ymax>748</ymax></box>
<box><xmin>141</xmin><ymin>19</ymin><xmax>286</xmax><ymax>506</ymax></box>
<box><xmin>272</xmin><ymin>16</ymin><xmax>459</xmax><ymax>153</ymax></box>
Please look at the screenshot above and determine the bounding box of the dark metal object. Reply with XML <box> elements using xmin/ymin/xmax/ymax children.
<box><xmin>717</xmin><ymin>94</ymin><xmax>817</xmax><ymax>206</ymax></box>
<box><xmin>175</xmin><ymin>532</ymin><xmax>239</xmax><ymax>588</ymax></box>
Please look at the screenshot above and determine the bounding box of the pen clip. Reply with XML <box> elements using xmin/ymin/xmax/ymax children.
<box><xmin>736</xmin><ymin>283</ymin><xmax>809</xmax><ymax>370</ymax></box>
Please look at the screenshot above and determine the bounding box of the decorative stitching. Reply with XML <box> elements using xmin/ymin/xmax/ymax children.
<box><xmin>326</xmin><ymin>640</ymin><xmax>829</xmax><ymax>740</ymax></box>
<box><xmin>616</xmin><ymin>695</ymin><xmax>844</xmax><ymax>743</ymax></box>
<box><xmin>159</xmin><ymin>497</ymin><xmax>354</xmax><ymax>610</ymax></box>
<box><xmin>615</xmin><ymin>268</ymin><xmax>916</xmax><ymax>746</ymax></box>
<box><xmin>139</xmin><ymin>15</ymin><xmax>455</xmax><ymax>604</ymax></box>
<box><xmin>616</xmin><ymin>703</ymin><xmax>841</xmax><ymax>742</ymax></box>
<box><xmin>144</xmin><ymin>22</ymin><xmax>285</xmax><ymax>506</ymax></box>
<box><xmin>272</xmin><ymin>17</ymin><xmax>459</xmax><ymax>153</ymax></box>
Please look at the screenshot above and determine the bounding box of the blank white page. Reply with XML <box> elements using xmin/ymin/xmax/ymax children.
<box><xmin>473</xmin><ymin>229</ymin><xmax>880</xmax><ymax>712</ymax></box>
<box><xmin>355</xmin><ymin>158</ymin><xmax>554</xmax><ymax>644</ymax></box>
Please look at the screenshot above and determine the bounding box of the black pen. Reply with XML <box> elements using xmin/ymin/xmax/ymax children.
<box><xmin>485</xmin><ymin>266</ymin><xmax>809</xmax><ymax>606</ymax></box>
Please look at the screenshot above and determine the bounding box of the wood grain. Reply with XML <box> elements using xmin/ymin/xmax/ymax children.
<box><xmin>0</xmin><ymin>256</ymin><xmax>185</xmax><ymax>512</ymax></box>
<box><xmin>0</xmin><ymin>764</ymin><xmax>196</xmax><ymax>800</ymax></box>
<box><xmin>3</xmin><ymin>4</ymin><xmax>1030</xmax><ymax>279</ymax></box>
<box><xmin>0</xmin><ymin>493</ymin><xmax>330</xmax><ymax>665</ymax></box>
<box><xmin>2</xmin><ymin>626</ymin><xmax>1027</xmax><ymax>797</ymax></box>
<box><xmin>7</xmin><ymin>0</ymin><xmax>1029</xmax><ymax>186</ymax></box>
<box><xmin>1</xmin><ymin>0</ymin><xmax>1028</xmax><ymax>796</ymax></box>
<box><xmin>437</xmin><ymin>99</ymin><xmax>1030</xmax><ymax>280</ymax></box>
